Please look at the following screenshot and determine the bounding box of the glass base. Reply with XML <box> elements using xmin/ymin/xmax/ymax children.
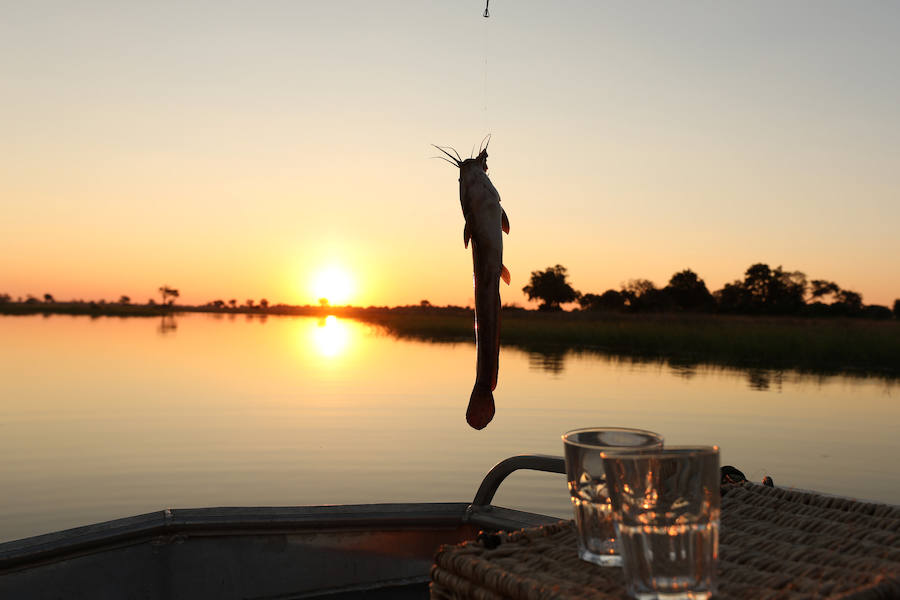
<box><xmin>631</xmin><ymin>592</ymin><xmax>711</xmax><ymax>600</ymax></box>
<box><xmin>578</xmin><ymin>547</ymin><xmax>623</xmax><ymax>567</ymax></box>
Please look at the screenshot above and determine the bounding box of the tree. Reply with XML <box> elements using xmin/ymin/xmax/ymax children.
<box><xmin>834</xmin><ymin>289</ymin><xmax>863</xmax><ymax>314</ymax></box>
<box><xmin>319</xmin><ymin>297</ymin><xmax>330</xmax><ymax>307</ymax></box>
<box><xmin>737</xmin><ymin>263</ymin><xmax>806</xmax><ymax>314</ymax></box>
<box><xmin>419</xmin><ymin>299</ymin><xmax>431</xmax><ymax>307</ymax></box>
<box><xmin>742</xmin><ymin>263</ymin><xmax>772</xmax><ymax>309</ymax></box>
<box><xmin>43</xmin><ymin>293</ymin><xmax>55</xmax><ymax>303</ymax></box>
<box><xmin>211</xmin><ymin>299</ymin><xmax>225</xmax><ymax>309</ymax></box>
<box><xmin>621</xmin><ymin>279</ymin><xmax>670</xmax><ymax>311</ymax></box>
<box><xmin>522</xmin><ymin>265</ymin><xmax>580</xmax><ymax>311</ymax></box>
<box><xmin>119</xmin><ymin>295</ymin><xmax>130</xmax><ymax>305</ymax></box>
<box><xmin>0</xmin><ymin>293</ymin><xmax>10</xmax><ymax>304</ymax></box>
<box><xmin>245</xmin><ymin>299</ymin><xmax>255</xmax><ymax>308</ymax></box>
<box><xmin>861</xmin><ymin>305</ymin><xmax>892</xmax><ymax>320</ymax></box>
<box><xmin>259</xmin><ymin>298</ymin><xmax>269</xmax><ymax>309</ymax></box>
<box><xmin>771</xmin><ymin>268</ymin><xmax>807</xmax><ymax>313</ymax></box>
<box><xmin>579</xmin><ymin>290</ymin><xmax>625</xmax><ymax>312</ymax></box>
<box><xmin>664</xmin><ymin>269</ymin><xmax>713</xmax><ymax>311</ymax></box>
<box><xmin>894</xmin><ymin>299</ymin><xmax>900</xmax><ymax>319</ymax></box>
<box><xmin>810</xmin><ymin>280</ymin><xmax>841</xmax><ymax>302</ymax></box>
<box><xmin>228</xmin><ymin>299</ymin><xmax>237</xmax><ymax>309</ymax></box>
<box><xmin>159</xmin><ymin>286</ymin><xmax>179</xmax><ymax>306</ymax></box>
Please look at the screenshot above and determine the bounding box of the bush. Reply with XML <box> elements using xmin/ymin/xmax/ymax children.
<box><xmin>861</xmin><ymin>305</ymin><xmax>893</xmax><ymax>320</ymax></box>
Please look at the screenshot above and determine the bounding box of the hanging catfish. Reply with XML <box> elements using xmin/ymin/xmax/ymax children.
<box><xmin>433</xmin><ymin>139</ymin><xmax>510</xmax><ymax>429</ymax></box>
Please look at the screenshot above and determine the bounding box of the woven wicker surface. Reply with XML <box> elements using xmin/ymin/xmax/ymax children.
<box><xmin>430</xmin><ymin>483</ymin><xmax>900</xmax><ymax>600</ymax></box>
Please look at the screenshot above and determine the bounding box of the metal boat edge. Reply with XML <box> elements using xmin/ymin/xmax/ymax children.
<box><xmin>0</xmin><ymin>455</ymin><xmax>567</xmax><ymax>599</ymax></box>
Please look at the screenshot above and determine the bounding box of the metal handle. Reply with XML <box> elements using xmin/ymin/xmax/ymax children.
<box><xmin>470</xmin><ymin>454</ymin><xmax>565</xmax><ymax>507</ymax></box>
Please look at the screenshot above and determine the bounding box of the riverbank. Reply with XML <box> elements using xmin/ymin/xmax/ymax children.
<box><xmin>3</xmin><ymin>302</ymin><xmax>899</xmax><ymax>376</ymax></box>
<box><xmin>362</xmin><ymin>309</ymin><xmax>900</xmax><ymax>377</ymax></box>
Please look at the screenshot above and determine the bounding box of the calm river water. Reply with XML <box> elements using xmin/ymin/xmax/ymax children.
<box><xmin>1</xmin><ymin>313</ymin><xmax>898</xmax><ymax>542</ymax></box>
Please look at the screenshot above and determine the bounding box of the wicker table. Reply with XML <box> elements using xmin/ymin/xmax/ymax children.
<box><xmin>431</xmin><ymin>483</ymin><xmax>900</xmax><ymax>599</ymax></box>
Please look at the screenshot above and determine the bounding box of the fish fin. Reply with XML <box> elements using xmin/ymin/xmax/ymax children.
<box><xmin>501</xmin><ymin>208</ymin><xmax>510</xmax><ymax>234</ymax></box>
<box><xmin>500</xmin><ymin>265</ymin><xmax>510</xmax><ymax>285</ymax></box>
<box><xmin>467</xmin><ymin>386</ymin><xmax>495</xmax><ymax>430</ymax></box>
<box><xmin>463</xmin><ymin>222</ymin><xmax>471</xmax><ymax>248</ymax></box>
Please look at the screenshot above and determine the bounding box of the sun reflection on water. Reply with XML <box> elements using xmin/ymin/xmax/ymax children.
<box><xmin>312</xmin><ymin>315</ymin><xmax>350</xmax><ymax>358</ymax></box>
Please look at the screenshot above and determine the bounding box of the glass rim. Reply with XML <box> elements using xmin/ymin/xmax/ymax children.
<box><xmin>598</xmin><ymin>444</ymin><xmax>719</xmax><ymax>459</ymax></box>
<box><xmin>561</xmin><ymin>426</ymin><xmax>664</xmax><ymax>449</ymax></box>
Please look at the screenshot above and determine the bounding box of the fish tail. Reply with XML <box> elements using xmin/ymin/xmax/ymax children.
<box><xmin>466</xmin><ymin>385</ymin><xmax>495</xmax><ymax>430</ymax></box>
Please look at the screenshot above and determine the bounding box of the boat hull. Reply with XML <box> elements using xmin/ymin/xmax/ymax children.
<box><xmin>0</xmin><ymin>503</ymin><xmax>558</xmax><ymax>599</ymax></box>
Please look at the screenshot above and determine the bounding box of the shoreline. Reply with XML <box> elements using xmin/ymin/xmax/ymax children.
<box><xmin>3</xmin><ymin>302</ymin><xmax>899</xmax><ymax>378</ymax></box>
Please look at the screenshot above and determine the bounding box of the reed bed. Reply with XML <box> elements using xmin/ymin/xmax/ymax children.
<box><xmin>360</xmin><ymin>310</ymin><xmax>900</xmax><ymax>377</ymax></box>
<box><xmin>4</xmin><ymin>303</ymin><xmax>898</xmax><ymax>377</ymax></box>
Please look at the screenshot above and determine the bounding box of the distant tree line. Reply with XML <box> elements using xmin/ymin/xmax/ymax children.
<box><xmin>522</xmin><ymin>263</ymin><xmax>899</xmax><ymax>319</ymax></box>
<box><xmin>204</xmin><ymin>298</ymin><xmax>269</xmax><ymax>309</ymax></box>
<box><xmin>0</xmin><ymin>285</ymin><xmax>274</xmax><ymax>313</ymax></box>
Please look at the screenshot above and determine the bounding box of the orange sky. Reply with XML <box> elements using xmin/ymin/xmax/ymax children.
<box><xmin>2</xmin><ymin>2</ymin><xmax>899</xmax><ymax>307</ymax></box>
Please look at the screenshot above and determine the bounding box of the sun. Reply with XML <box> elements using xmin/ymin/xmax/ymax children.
<box><xmin>312</xmin><ymin>266</ymin><xmax>354</xmax><ymax>306</ymax></box>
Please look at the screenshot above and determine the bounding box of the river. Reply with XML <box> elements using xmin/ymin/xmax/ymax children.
<box><xmin>1</xmin><ymin>313</ymin><xmax>897</xmax><ymax>542</ymax></box>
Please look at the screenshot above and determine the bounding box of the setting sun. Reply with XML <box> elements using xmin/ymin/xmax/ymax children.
<box><xmin>312</xmin><ymin>266</ymin><xmax>354</xmax><ymax>306</ymax></box>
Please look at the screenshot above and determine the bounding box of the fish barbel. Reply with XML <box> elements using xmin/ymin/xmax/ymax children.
<box><xmin>433</xmin><ymin>142</ymin><xmax>510</xmax><ymax>429</ymax></box>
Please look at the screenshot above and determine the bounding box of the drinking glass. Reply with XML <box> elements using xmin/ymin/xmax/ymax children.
<box><xmin>601</xmin><ymin>446</ymin><xmax>720</xmax><ymax>600</ymax></box>
<box><xmin>562</xmin><ymin>427</ymin><xmax>664</xmax><ymax>566</ymax></box>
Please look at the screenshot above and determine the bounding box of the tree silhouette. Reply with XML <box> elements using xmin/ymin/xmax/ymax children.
<box><xmin>742</xmin><ymin>263</ymin><xmax>772</xmax><ymax>308</ymax></box>
<box><xmin>621</xmin><ymin>279</ymin><xmax>671</xmax><ymax>311</ymax></box>
<box><xmin>245</xmin><ymin>299</ymin><xmax>255</xmax><ymax>308</ymax></box>
<box><xmin>43</xmin><ymin>293</ymin><xmax>55</xmax><ymax>303</ymax></box>
<box><xmin>894</xmin><ymin>299</ymin><xmax>900</xmax><ymax>319</ymax></box>
<box><xmin>579</xmin><ymin>290</ymin><xmax>625</xmax><ymax>311</ymax></box>
<box><xmin>861</xmin><ymin>304</ymin><xmax>893</xmax><ymax>320</ymax></box>
<box><xmin>319</xmin><ymin>297</ymin><xmax>330</xmax><ymax>307</ymax></box>
<box><xmin>259</xmin><ymin>299</ymin><xmax>268</xmax><ymax>309</ymax></box>
<box><xmin>665</xmin><ymin>269</ymin><xmax>713</xmax><ymax>311</ymax></box>
<box><xmin>732</xmin><ymin>264</ymin><xmax>806</xmax><ymax>314</ymax></box>
<box><xmin>119</xmin><ymin>295</ymin><xmax>130</xmax><ymax>305</ymax></box>
<box><xmin>228</xmin><ymin>299</ymin><xmax>237</xmax><ymax>309</ymax></box>
<box><xmin>158</xmin><ymin>286</ymin><xmax>179</xmax><ymax>306</ymax></box>
<box><xmin>714</xmin><ymin>280</ymin><xmax>746</xmax><ymax>312</ymax></box>
<box><xmin>834</xmin><ymin>289</ymin><xmax>863</xmax><ymax>314</ymax></box>
<box><xmin>522</xmin><ymin>265</ymin><xmax>580</xmax><ymax>311</ymax></box>
<box><xmin>810</xmin><ymin>280</ymin><xmax>841</xmax><ymax>302</ymax></box>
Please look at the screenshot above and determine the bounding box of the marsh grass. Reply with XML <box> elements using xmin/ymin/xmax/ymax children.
<box><xmin>4</xmin><ymin>302</ymin><xmax>898</xmax><ymax>377</ymax></box>
<box><xmin>0</xmin><ymin>302</ymin><xmax>168</xmax><ymax>317</ymax></box>
<box><xmin>358</xmin><ymin>310</ymin><xmax>900</xmax><ymax>377</ymax></box>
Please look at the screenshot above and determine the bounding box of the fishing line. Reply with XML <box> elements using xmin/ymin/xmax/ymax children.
<box><xmin>482</xmin><ymin>0</ymin><xmax>490</xmax><ymax>137</ymax></box>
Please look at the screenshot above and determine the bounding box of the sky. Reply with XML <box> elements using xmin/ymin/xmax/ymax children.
<box><xmin>2</xmin><ymin>1</ymin><xmax>899</xmax><ymax>307</ymax></box>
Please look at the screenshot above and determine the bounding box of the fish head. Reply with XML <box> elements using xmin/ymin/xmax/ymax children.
<box><xmin>476</xmin><ymin>147</ymin><xmax>488</xmax><ymax>172</ymax></box>
<box><xmin>433</xmin><ymin>141</ymin><xmax>490</xmax><ymax>175</ymax></box>
<box><xmin>460</xmin><ymin>148</ymin><xmax>489</xmax><ymax>179</ymax></box>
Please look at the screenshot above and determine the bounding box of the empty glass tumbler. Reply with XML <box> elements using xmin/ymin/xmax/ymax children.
<box><xmin>562</xmin><ymin>427</ymin><xmax>664</xmax><ymax>566</ymax></box>
<box><xmin>602</xmin><ymin>446</ymin><xmax>721</xmax><ymax>600</ymax></box>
